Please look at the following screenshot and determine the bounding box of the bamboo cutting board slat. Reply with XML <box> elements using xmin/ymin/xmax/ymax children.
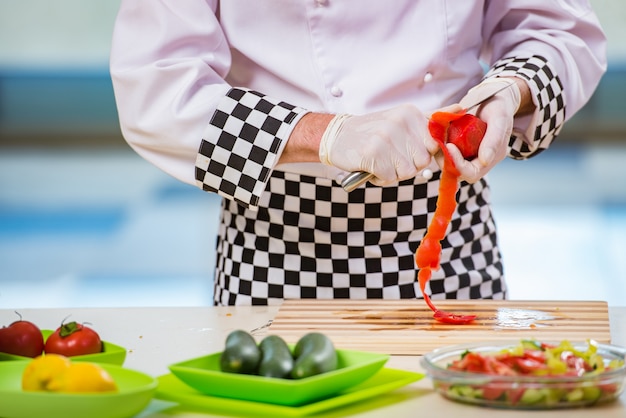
<box><xmin>267</xmin><ymin>300</ymin><xmax>611</xmax><ymax>355</ymax></box>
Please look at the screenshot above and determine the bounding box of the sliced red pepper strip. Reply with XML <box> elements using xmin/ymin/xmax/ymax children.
<box><xmin>427</xmin><ymin>118</ymin><xmax>460</xmax><ymax>177</ymax></box>
<box><xmin>430</xmin><ymin>110</ymin><xmax>466</xmax><ymax>126</ymax></box>
<box><xmin>415</xmin><ymin>111</ymin><xmax>479</xmax><ymax>324</ymax></box>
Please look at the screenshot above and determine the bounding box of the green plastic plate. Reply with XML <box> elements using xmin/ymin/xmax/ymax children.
<box><xmin>157</xmin><ymin>367</ymin><xmax>423</xmax><ymax>417</ymax></box>
<box><xmin>0</xmin><ymin>330</ymin><xmax>126</xmax><ymax>365</ymax></box>
<box><xmin>0</xmin><ymin>361</ymin><xmax>157</xmax><ymax>418</ymax></box>
<box><xmin>168</xmin><ymin>348</ymin><xmax>389</xmax><ymax>406</ymax></box>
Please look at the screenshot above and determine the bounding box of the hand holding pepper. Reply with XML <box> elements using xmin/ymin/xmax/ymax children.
<box><xmin>430</xmin><ymin>78</ymin><xmax>523</xmax><ymax>183</ymax></box>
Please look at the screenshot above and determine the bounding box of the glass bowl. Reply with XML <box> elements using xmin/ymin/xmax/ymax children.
<box><xmin>421</xmin><ymin>340</ymin><xmax>626</xmax><ymax>409</ymax></box>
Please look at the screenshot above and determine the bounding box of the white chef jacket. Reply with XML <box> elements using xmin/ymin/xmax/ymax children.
<box><xmin>110</xmin><ymin>0</ymin><xmax>606</xmax><ymax>305</ymax></box>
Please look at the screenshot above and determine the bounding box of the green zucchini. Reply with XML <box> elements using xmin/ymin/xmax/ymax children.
<box><xmin>291</xmin><ymin>332</ymin><xmax>338</xmax><ymax>379</ymax></box>
<box><xmin>258</xmin><ymin>335</ymin><xmax>294</xmax><ymax>378</ymax></box>
<box><xmin>219</xmin><ymin>329</ymin><xmax>261</xmax><ymax>374</ymax></box>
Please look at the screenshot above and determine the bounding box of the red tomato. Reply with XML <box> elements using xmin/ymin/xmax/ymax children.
<box><xmin>481</xmin><ymin>385</ymin><xmax>505</xmax><ymax>401</ymax></box>
<box><xmin>598</xmin><ymin>381</ymin><xmax>620</xmax><ymax>394</ymax></box>
<box><xmin>506</xmin><ymin>387</ymin><xmax>526</xmax><ymax>405</ymax></box>
<box><xmin>484</xmin><ymin>356</ymin><xmax>517</xmax><ymax>376</ymax></box>
<box><xmin>0</xmin><ymin>316</ymin><xmax>44</xmax><ymax>358</ymax></box>
<box><xmin>449</xmin><ymin>352</ymin><xmax>486</xmax><ymax>372</ymax></box>
<box><xmin>44</xmin><ymin>321</ymin><xmax>103</xmax><ymax>357</ymax></box>
<box><xmin>513</xmin><ymin>357</ymin><xmax>547</xmax><ymax>374</ymax></box>
<box><xmin>561</xmin><ymin>352</ymin><xmax>593</xmax><ymax>374</ymax></box>
<box><xmin>522</xmin><ymin>349</ymin><xmax>546</xmax><ymax>363</ymax></box>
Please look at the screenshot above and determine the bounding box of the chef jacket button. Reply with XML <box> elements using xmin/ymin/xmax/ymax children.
<box><xmin>423</xmin><ymin>72</ymin><xmax>433</xmax><ymax>83</ymax></box>
<box><xmin>315</xmin><ymin>0</ymin><xmax>328</xmax><ymax>6</ymax></box>
<box><xmin>330</xmin><ymin>85</ymin><xmax>343</xmax><ymax>97</ymax></box>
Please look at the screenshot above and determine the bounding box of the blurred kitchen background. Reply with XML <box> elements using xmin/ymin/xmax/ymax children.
<box><xmin>1</xmin><ymin>1</ymin><xmax>625</xmax><ymax>309</ymax></box>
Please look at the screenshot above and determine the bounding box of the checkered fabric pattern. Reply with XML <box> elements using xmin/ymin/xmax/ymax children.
<box><xmin>485</xmin><ymin>55</ymin><xmax>566</xmax><ymax>160</ymax></box>
<box><xmin>195</xmin><ymin>88</ymin><xmax>307</xmax><ymax>209</ymax></box>
<box><xmin>198</xmin><ymin>54</ymin><xmax>568</xmax><ymax>306</ymax></box>
<box><xmin>213</xmin><ymin>171</ymin><xmax>506</xmax><ymax>306</ymax></box>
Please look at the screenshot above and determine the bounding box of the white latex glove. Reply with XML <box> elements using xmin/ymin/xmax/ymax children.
<box><xmin>319</xmin><ymin>105</ymin><xmax>433</xmax><ymax>186</ymax></box>
<box><xmin>439</xmin><ymin>77</ymin><xmax>521</xmax><ymax>183</ymax></box>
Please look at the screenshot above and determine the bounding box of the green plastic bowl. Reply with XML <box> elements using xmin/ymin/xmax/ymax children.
<box><xmin>0</xmin><ymin>361</ymin><xmax>157</xmax><ymax>418</ymax></box>
<box><xmin>169</xmin><ymin>347</ymin><xmax>389</xmax><ymax>406</ymax></box>
<box><xmin>0</xmin><ymin>330</ymin><xmax>127</xmax><ymax>365</ymax></box>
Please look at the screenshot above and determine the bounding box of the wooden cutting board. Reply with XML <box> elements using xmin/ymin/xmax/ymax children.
<box><xmin>266</xmin><ymin>299</ymin><xmax>611</xmax><ymax>355</ymax></box>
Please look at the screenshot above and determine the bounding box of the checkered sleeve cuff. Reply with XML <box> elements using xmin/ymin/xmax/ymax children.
<box><xmin>485</xmin><ymin>55</ymin><xmax>566</xmax><ymax>159</ymax></box>
<box><xmin>195</xmin><ymin>88</ymin><xmax>308</xmax><ymax>209</ymax></box>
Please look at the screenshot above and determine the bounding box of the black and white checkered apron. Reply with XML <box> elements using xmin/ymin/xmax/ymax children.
<box><xmin>212</xmin><ymin>170</ymin><xmax>506</xmax><ymax>306</ymax></box>
<box><xmin>201</xmin><ymin>55</ymin><xmax>565</xmax><ymax>306</ymax></box>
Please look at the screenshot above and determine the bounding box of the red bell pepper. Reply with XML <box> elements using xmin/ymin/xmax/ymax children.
<box><xmin>415</xmin><ymin>110</ymin><xmax>487</xmax><ymax>324</ymax></box>
<box><xmin>446</xmin><ymin>113</ymin><xmax>487</xmax><ymax>160</ymax></box>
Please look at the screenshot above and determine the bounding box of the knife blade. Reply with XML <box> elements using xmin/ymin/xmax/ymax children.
<box><xmin>459</xmin><ymin>80</ymin><xmax>516</xmax><ymax>112</ymax></box>
<box><xmin>340</xmin><ymin>81</ymin><xmax>515</xmax><ymax>192</ymax></box>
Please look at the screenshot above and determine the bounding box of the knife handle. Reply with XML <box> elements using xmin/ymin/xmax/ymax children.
<box><xmin>341</xmin><ymin>171</ymin><xmax>374</xmax><ymax>192</ymax></box>
<box><xmin>341</xmin><ymin>169</ymin><xmax>433</xmax><ymax>192</ymax></box>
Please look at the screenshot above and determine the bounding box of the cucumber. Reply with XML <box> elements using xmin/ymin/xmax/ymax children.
<box><xmin>565</xmin><ymin>388</ymin><xmax>585</xmax><ymax>402</ymax></box>
<box><xmin>258</xmin><ymin>335</ymin><xmax>294</xmax><ymax>378</ymax></box>
<box><xmin>291</xmin><ymin>332</ymin><xmax>338</xmax><ymax>379</ymax></box>
<box><xmin>582</xmin><ymin>386</ymin><xmax>602</xmax><ymax>402</ymax></box>
<box><xmin>219</xmin><ymin>330</ymin><xmax>261</xmax><ymax>374</ymax></box>
<box><xmin>519</xmin><ymin>388</ymin><xmax>544</xmax><ymax>405</ymax></box>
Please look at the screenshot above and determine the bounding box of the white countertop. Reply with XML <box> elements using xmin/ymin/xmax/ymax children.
<box><xmin>2</xmin><ymin>305</ymin><xmax>625</xmax><ymax>417</ymax></box>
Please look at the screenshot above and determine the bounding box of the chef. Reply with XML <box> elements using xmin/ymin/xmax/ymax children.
<box><xmin>110</xmin><ymin>1</ymin><xmax>606</xmax><ymax>306</ymax></box>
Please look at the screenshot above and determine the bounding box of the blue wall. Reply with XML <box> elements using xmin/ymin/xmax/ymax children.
<box><xmin>0</xmin><ymin>69</ymin><xmax>121</xmax><ymax>143</ymax></box>
<box><xmin>1</xmin><ymin>65</ymin><xmax>625</xmax><ymax>145</ymax></box>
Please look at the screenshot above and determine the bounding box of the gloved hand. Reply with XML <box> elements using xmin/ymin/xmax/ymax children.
<box><xmin>437</xmin><ymin>77</ymin><xmax>522</xmax><ymax>183</ymax></box>
<box><xmin>319</xmin><ymin>104</ymin><xmax>433</xmax><ymax>186</ymax></box>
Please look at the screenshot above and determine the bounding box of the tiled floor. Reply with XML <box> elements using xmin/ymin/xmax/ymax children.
<box><xmin>1</xmin><ymin>141</ymin><xmax>625</xmax><ymax>309</ymax></box>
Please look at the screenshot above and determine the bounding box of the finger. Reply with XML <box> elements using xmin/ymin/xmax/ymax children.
<box><xmin>446</xmin><ymin>144</ymin><xmax>482</xmax><ymax>183</ymax></box>
<box><xmin>476</xmin><ymin>112</ymin><xmax>511</xmax><ymax>167</ymax></box>
<box><xmin>394</xmin><ymin>160</ymin><xmax>421</xmax><ymax>182</ymax></box>
<box><xmin>423</xmin><ymin>132</ymin><xmax>440</xmax><ymax>156</ymax></box>
<box><xmin>431</xmin><ymin>149</ymin><xmax>445</xmax><ymax>172</ymax></box>
<box><xmin>369</xmin><ymin>176</ymin><xmax>396</xmax><ymax>187</ymax></box>
<box><xmin>411</xmin><ymin>144</ymin><xmax>433</xmax><ymax>172</ymax></box>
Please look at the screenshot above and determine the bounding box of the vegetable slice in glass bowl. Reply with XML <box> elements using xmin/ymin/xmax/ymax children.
<box><xmin>421</xmin><ymin>339</ymin><xmax>626</xmax><ymax>409</ymax></box>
